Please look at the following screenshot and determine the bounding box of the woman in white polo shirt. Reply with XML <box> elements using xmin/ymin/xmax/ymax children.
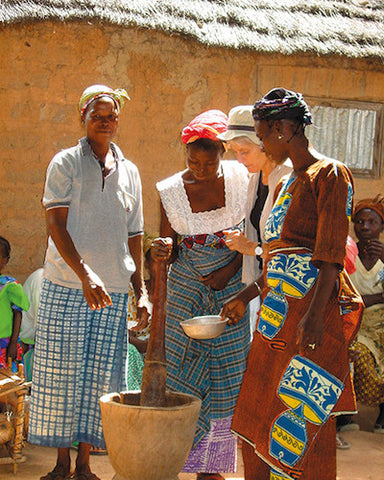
<box><xmin>29</xmin><ymin>85</ymin><xmax>150</xmax><ymax>480</ymax></box>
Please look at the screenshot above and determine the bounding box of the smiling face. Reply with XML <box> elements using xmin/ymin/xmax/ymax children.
<box><xmin>228</xmin><ymin>137</ymin><xmax>268</xmax><ymax>173</ymax></box>
<box><xmin>82</xmin><ymin>97</ymin><xmax>119</xmax><ymax>145</ymax></box>
<box><xmin>186</xmin><ymin>143</ymin><xmax>221</xmax><ymax>182</ymax></box>
<box><xmin>353</xmin><ymin>208</ymin><xmax>384</xmax><ymax>242</ymax></box>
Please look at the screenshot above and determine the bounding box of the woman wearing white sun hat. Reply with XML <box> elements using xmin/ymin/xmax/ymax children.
<box><xmin>219</xmin><ymin>105</ymin><xmax>292</xmax><ymax>332</ymax></box>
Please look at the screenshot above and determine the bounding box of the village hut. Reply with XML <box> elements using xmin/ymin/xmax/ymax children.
<box><xmin>0</xmin><ymin>0</ymin><xmax>383</xmax><ymax>280</ymax></box>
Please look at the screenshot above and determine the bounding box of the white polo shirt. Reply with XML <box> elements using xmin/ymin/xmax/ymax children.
<box><xmin>43</xmin><ymin>137</ymin><xmax>143</xmax><ymax>293</ymax></box>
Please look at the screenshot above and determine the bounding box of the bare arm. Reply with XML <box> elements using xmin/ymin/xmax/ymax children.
<box><xmin>362</xmin><ymin>293</ymin><xmax>384</xmax><ymax>308</ymax></box>
<box><xmin>296</xmin><ymin>261</ymin><xmax>339</xmax><ymax>352</ymax></box>
<box><xmin>151</xmin><ymin>203</ymin><xmax>177</xmax><ymax>263</ymax></box>
<box><xmin>128</xmin><ymin>234</ymin><xmax>151</xmax><ymax>330</ymax></box>
<box><xmin>6</xmin><ymin>310</ymin><xmax>22</xmax><ymax>361</ymax></box>
<box><xmin>46</xmin><ymin>207</ymin><xmax>112</xmax><ymax>310</ymax></box>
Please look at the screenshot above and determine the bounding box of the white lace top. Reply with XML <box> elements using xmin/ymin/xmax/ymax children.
<box><xmin>156</xmin><ymin>160</ymin><xmax>249</xmax><ymax>235</ymax></box>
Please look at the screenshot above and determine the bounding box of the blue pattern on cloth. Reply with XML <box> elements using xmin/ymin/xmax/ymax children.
<box><xmin>258</xmin><ymin>253</ymin><xmax>318</xmax><ymax>339</ymax></box>
<box><xmin>29</xmin><ymin>279</ymin><xmax>128</xmax><ymax>448</ymax></box>
<box><xmin>346</xmin><ymin>182</ymin><xmax>353</xmax><ymax>221</ymax></box>
<box><xmin>270</xmin><ymin>355</ymin><xmax>344</xmax><ymax>467</ymax></box>
<box><xmin>165</xmin><ymin>236</ymin><xmax>250</xmax><ymax>448</ymax></box>
<box><xmin>264</xmin><ymin>176</ymin><xmax>296</xmax><ymax>242</ymax></box>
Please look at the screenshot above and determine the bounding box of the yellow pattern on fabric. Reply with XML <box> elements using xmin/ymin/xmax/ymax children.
<box><xmin>271</xmin><ymin>425</ymin><xmax>305</xmax><ymax>455</ymax></box>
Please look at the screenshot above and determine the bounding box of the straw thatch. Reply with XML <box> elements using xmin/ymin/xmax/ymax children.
<box><xmin>1</xmin><ymin>0</ymin><xmax>384</xmax><ymax>59</ymax></box>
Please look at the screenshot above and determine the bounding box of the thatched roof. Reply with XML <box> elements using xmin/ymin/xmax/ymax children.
<box><xmin>1</xmin><ymin>0</ymin><xmax>384</xmax><ymax>60</ymax></box>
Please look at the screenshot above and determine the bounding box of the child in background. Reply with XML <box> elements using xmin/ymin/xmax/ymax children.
<box><xmin>0</xmin><ymin>236</ymin><xmax>30</xmax><ymax>371</ymax></box>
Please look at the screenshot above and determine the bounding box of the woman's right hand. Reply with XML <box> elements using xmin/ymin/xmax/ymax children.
<box><xmin>223</xmin><ymin>229</ymin><xmax>257</xmax><ymax>256</ymax></box>
<box><xmin>81</xmin><ymin>264</ymin><xmax>112</xmax><ymax>310</ymax></box>
<box><xmin>220</xmin><ymin>292</ymin><xmax>248</xmax><ymax>326</ymax></box>
<box><xmin>150</xmin><ymin>237</ymin><xmax>173</xmax><ymax>262</ymax></box>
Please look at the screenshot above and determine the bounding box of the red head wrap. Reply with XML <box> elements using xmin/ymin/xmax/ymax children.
<box><xmin>181</xmin><ymin>110</ymin><xmax>228</xmax><ymax>145</ymax></box>
<box><xmin>352</xmin><ymin>194</ymin><xmax>384</xmax><ymax>223</ymax></box>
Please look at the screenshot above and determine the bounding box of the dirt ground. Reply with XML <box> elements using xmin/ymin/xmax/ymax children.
<box><xmin>1</xmin><ymin>429</ymin><xmax>383</xmax><ymax>480</ymax></box>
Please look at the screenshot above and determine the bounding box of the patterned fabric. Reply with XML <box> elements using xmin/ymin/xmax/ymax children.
<box><xmin>182</xmin><ymin>417</ymin><xmax>237</xmax><ymax>473</ymax></box>
<box><xmin>78</xmin><ymin>84</ymin><xmax>130</xmax><ymax>115</ymax></box>
<box><xmin>166</xmin><ymin>238</ymin><xmax>250</xmax><ymax>472</ymax></box>
<box><xmin>350</xmin><ymin>258</ymin><xmax>384</xmax><ymax>376</ymax></box>
<box><xmin>232</xmin><ymin>159</ymin><xmax>362</xmax><ymax>480</ymax></box>
<box><xmin>252</xmin><ymin>88</ymin><xmax>312</xmax><ymax>126</ymax></box>
<box><xmin>181</xmin><ymin>224</ymin><xmax>243</xmax><ymax>250</ymax></box>
<box><xmin>125</xmin><ymin>343</ymin><xmax>144</xmax><ymax>391</ymax></box>
<box><xmin>352</xmin><ymin>194</ymin><xmax>384</xmax><ymax>222</ymax></box>
<box><xmin>349</xmin><ymin>341</ymin><xmax>384</xmax><ymax>406</ymax></box>
<box><xmin>181</xmin><ymin>109</ymin><xmax>228</xmax><ymax>145</ymax></box>
<box><xmin>29</xmin><ymin>279</ymin><xmax>128</xmax><ymax>448</ymax></box>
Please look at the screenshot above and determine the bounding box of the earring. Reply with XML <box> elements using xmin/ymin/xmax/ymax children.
<box><xmin>278</xmin><ymin>134</ymin><xmax>283</xmax><ymax>140</ymax></box>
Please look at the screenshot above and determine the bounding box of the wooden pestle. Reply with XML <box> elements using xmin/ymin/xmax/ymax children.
<box><xmin>140</xmin><ymin>256</ymin><xmax>168</xmax><ymax>407</ymax></box>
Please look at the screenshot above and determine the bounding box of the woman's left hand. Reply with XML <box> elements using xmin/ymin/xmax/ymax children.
<box><xmin>6</xmin><ymin>341</ymin><xmax>18</xmax><ymax>361</ymax></box>
<box><xmin>296</xmin><ymin>309</ymin><xmax>324</xmax><ymax>353</ymax></box>
<box><xmin>200</xmin><ymin>263</ymin><xmax>235</xmax><ymax>291</ymax></box>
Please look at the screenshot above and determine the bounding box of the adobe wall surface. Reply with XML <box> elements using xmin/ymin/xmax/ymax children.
<box><xmin>1</xmin><ymin>21</ymin><xmax>383</xmax><ymax>281</ymax></box>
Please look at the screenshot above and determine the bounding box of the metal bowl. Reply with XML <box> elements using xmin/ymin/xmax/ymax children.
<box><xmin>180</xmin><ymin>315</ymin><xmax>228</xmax><ymax>340</ymax></box>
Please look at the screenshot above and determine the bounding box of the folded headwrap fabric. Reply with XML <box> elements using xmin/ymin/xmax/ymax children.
<box><xmin>252</xmin><ymin>87</ymin><xmax>312</xmax><ymax>126</ymax></box>
<box><xmin>79</xmin><ymin>84</ymin><xmax>130</xmax><ymax>116</ymax></box>
<box><xmin>181</xmin><ymin>109</ymin><xmax>228</xmax><ymax>145</ymax></box>
<box><xmin>352</xmin><ymin>194</ymin><xmax>384</xmax><ymax>223</ymax></box>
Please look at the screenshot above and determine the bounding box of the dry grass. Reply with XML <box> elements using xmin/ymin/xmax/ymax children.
<box><xmin>1</xmin><ymin>0</ymin><xmax>384</xmax><ymax>59</ymax></box>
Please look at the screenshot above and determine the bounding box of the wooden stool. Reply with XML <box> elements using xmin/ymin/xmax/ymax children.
<box><xmin>0</xmin><ymin>360</ymin><xmax>29</xmax><ymax>474</ymax></box>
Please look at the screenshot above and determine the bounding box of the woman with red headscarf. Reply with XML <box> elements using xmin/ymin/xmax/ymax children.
<box><xmin>152</xmin><ymin>110</ymin><xmax>250</xmax><ymax>479</ymax></box>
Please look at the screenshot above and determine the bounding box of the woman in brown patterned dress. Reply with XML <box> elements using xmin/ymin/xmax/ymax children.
<box><xmin>221</xmin><ymin>88</ymin><xmax>363</xmax><ymax>480</ymax></box>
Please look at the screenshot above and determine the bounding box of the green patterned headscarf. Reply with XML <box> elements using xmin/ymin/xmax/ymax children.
<box><xmin>79</xmin><ymin>84</ymin><xmax>130</xmax><ymax>116</ymax></box>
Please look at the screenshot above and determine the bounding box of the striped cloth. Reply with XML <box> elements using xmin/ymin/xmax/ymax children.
<box><xmin>165</xmin><ymin>236</ymin><xmax>250</xmax><ymax>471</ymax></box>
<box><xmin>29</xmin><ymin>279</ymin><xmax>128</xmax><ymax>448</ymax></box>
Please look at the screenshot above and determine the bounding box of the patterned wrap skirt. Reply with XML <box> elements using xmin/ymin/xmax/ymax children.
<box><xmin>29</xmin><ymin>279</ymin><xmax>128</xmax><ymax>448</ymax></box>
<box><xmin>165</xmin><ymin>237</ymin><xmax>250</xmax><ymax>472</ymax></box>
<box><xmin>231</xmin><ymin>249</ymin><xmax>362</xmax><ymax>480</ymax></box>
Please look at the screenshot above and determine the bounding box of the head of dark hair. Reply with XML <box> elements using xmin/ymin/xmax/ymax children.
<box><xmin>186</xmin><ymin>138</ymin><xmax>225</xmax><ymax>156</ymax></box>
<box><xmin>0</xmin><ymin>236</ymin><xmax>11</xmax><ymax>259</ymax></box>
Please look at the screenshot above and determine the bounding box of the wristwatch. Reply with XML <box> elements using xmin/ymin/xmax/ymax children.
<box><xmin>254</xmin><ymin>244</ymin><xmax>263</xmax><ymax>256</ymax></box>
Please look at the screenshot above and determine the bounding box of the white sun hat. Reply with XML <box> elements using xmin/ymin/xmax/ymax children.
<box><xmin>218</xmin><ymin>105</ymin><xmax>260</xmax><ymax>145</ymax></box>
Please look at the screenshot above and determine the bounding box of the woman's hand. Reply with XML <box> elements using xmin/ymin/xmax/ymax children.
<box><xmin>224</xmin><ymin>230</ymin><xmax>257</xmax><ymax>256</ymax></box>
<box><xmin>200</xmin><ymin>263</ymin><xmax>234</xmax><ymax>291</ymax></box>
<box><xmin>150</xmin><ymin>237</ymin><xmax>173</xmax><ymax>262</ymax></box>
<box><xmin>296</xmin><ymin>261</ymin><xmax>338</xmax><ymax>353</ymax></box>
<box><xmin>220</xmin><ymin>292</ymin><xmax>248</xmax><ymax>326</ymax></box>
<box><xmin>81</xmin><ymin>265</ymin><xmax>112</xmax><ymax>310</ymax></box>
<box><xmin>131</xmin><ymin>294</ymin><xmax>151</xmax><ymax>331</ymax></box>
<box><xmin>200</xmin><ymin>253</ymin><xmax>242</xmax><ymax>291</ymax></box>
<box><xmin>6</xmin><ymin>339</ymin><xmax>18</xmax><ymax>361</ymax></box>
<box><xmin>296</xmin><ymin>309</ymin><xmax>324</xmax><ymax>353</ymax></box>
<box><xmin>365</xmin><ymin>239</ymin><xmax>384</xmax><ymax>261</ymax></box>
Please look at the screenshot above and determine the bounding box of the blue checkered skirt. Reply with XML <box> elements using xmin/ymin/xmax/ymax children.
<box><xmin>29</xmin><ymin>279</ymin><xmax>128</xmax><ymax>448</ymax></box>
<box><xmin>166</xmin><ymin>240</ymin><xmax>250</xmax><ymax>447</ymax></box>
